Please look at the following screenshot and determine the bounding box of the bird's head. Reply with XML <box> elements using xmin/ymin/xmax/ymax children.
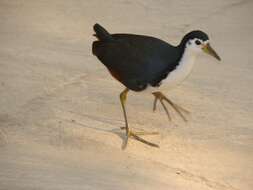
<box><xmin>180</xmin><ymin>30</ymin><xmax>221</xmax><ymax>61</ymax></box>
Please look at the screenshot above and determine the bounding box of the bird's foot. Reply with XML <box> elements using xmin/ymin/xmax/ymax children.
<box><xmin>152</xmin><ymin>91</ymin><xmax>190</xmax><ymax>122</ymax></box>
<box><xmin>120</xmin><ymin>127</ymin><xmax>159</xmax><ymax>136</ymax></box>
<box><xmin>121</xmin><ymin>127</ymin><xmax>159</xmax><ymax>149</ymax></box>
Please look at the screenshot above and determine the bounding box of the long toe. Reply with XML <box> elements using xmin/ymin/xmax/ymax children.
<box><xmin>129</xmin><ymin>131</ymin><xmax>159</xmax><ymax>148</ymax></box>
<box><xmin>152</xmin><ymin>91</ymin><xmax>190</xmax><ymax>122</ymax></box>
<box><xmin>120</xmin><ymin>127</ymin><xmax>159</xmax><ymax>136</ymax></box>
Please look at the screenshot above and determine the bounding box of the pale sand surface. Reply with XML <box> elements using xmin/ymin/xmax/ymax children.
<box><xmin>0</xmin><ymin>0</ymin><xmax>253</xmax><ymax>189</ymax></box>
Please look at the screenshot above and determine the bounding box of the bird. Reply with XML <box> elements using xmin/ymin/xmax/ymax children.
<box><xmin>92</xmin><ymin>23</ymin><xmax>221</xmax><ymax>148</ymax></box>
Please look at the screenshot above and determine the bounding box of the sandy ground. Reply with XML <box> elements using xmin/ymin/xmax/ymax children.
<box><xmin>0</xmin><ymin>0</ymin><xmax>253</xmax><ymax>189</ymax></box>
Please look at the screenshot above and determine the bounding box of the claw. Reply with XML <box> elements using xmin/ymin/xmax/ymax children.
<box><xmin>152</xmin><ymin>92</ymin><xmax>190</xmax><ymax>122</ymax></box>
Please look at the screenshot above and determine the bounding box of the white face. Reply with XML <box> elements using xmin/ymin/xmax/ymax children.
<box><xmin>185</xmin><ymin>38</ymin><xmax>209</xmax><ymax>54</ymax></box>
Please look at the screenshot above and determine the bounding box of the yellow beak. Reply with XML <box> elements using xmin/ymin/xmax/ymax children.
<box><xmin>202</xmin><ymin>43</ymin><xmax>221</xmax><ymax>61</ymax></box>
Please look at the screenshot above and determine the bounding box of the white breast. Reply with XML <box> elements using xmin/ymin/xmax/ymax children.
<box><xmin>143</xmin><ymin>47</ymin><xmax>197</xmax><ymax>94</ymax></box>
<box><xmin>162</xmin><ymin>48</ymin><xmax>196</xmax><ymax>89</ymax></box>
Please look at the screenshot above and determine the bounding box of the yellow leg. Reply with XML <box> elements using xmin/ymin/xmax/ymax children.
<box><xmin>119</xmin><ymin>88</ymin><xmax>159</xmax><ymax>149</ymax></box>
<box><xmin>120</xmin><ymin>88</ymin><xmax>129</xmax><ymax>135</ymax></box>
<box><xmin>152</xmin><ymin>91</ymin><xmax>190</xmax><ymax>122</ymax></box>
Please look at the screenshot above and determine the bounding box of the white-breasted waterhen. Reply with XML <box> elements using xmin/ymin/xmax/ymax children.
<box><xmin>92</xmin><ymin>23</ymin><xmax>221</xmax><ymax>148</ymax></box>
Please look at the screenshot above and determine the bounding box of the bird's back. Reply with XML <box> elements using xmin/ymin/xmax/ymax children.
<box><xmin>92</xmin><ymin>24</ymin><xmax>182</xmax><ymax>91</ymax></box>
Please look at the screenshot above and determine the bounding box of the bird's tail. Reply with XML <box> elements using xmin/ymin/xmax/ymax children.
<box><xmin>93</xmin><ymin>23</ymin><xmax>113</xmax><ymax>41</ymax></box>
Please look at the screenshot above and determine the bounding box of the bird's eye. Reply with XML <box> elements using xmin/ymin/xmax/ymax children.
<box><xmin>195</xmin><ymin>40</ymin><xmax>201</xmax><ymax>45</ymax></box>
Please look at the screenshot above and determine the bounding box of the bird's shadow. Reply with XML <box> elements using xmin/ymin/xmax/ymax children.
<box><xmin>69</xmin><ymin>117</ymin><xmax>128</xmax><ymax>149</ymax></box>
<box><xmin>109</xmin><ymin>128</ymin><xmax>128</xmax><ymax>150</ymax></box>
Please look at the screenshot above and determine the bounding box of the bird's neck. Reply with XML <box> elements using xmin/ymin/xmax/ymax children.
<box><xmin>180</xmin><ymin>46</ymin><xmax>198</xmax><ymax>64</ymax></box>
<box><xmin>176</xmin><ymin>47</ymin><xmax>197</xmax><ymax>78</ymax></box>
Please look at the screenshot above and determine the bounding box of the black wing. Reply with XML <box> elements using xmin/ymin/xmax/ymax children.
<box><xmin>93</xmin><ymin>33</ymin><xmax>181</xmax><ymax>91</ymax></box>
